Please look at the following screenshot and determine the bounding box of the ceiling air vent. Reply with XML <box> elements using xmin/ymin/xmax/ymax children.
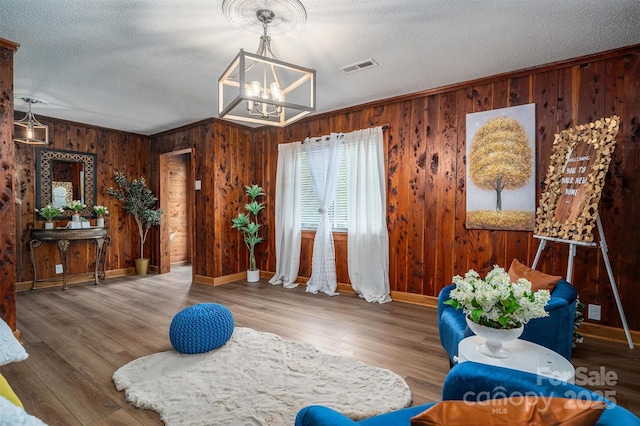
<box><xmin>339</xmin><ymin>58</ymin><xmax>379</xmax><ymax>75</ymax></box>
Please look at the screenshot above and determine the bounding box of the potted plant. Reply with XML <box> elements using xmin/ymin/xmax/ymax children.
<box><xmin>232</xmin><ymin>184</ymin><xmax>265</xmax><ymax>282</ymax></box>
<box><xmin>107</xmin><ymin>171</ymin><xmax>163</xmax><ymax>275</ymax></box>
<box><xmin>93</xmin><ymin>205</ymin><xmax>109</xmax><ymax>227</ymax></box>
<box><xmin>65</xmin><ymin>200</ymin><xmax>86</xmax><ymax>222</ymax></box>
<box><xmin>35</xmin><ymin>203</ymin><xmax>65</xmax><ymax>229</ymax></box>
<box><xmin>445</xmin><ymin>265</ymin><xmax>550</xmax><ymax>358</ymax></box>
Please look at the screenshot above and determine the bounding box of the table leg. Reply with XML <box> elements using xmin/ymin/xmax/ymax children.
<box><xmin>29</xmin><ymin>240</ymin><xmax>42</xmax><ymax>290</ymax></box>
<box><xmin>93</xmin><ymin>238</ymin><xmax>105</xmax><ymax>285</ymax></box>
<box><xmin>100</xmin><ymin>236</ymin><xmax>111</xmax><ymax>280</ymax></box>
<box><xmin>57</xmin><ymin>239</ymin><xmax>70</xmax><ymax>290</ymax></box>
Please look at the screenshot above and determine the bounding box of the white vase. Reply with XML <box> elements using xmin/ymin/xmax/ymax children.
<box><xmin>96</xmin><ymin>217</ymin><xmax>105</xmax><ymax>227</ymax></box>
<box><xmin>71</xmin><ymin>213</ymin><xmax>80</xmax><ymax>221</ymax></box>
<box><xmin>44</xmin><ymin>221</ymin><xmax>54</xmax><ymax>229</ymax></box>
<box><xmin>247</xmin><ymin>269</ymin><xmax>260</xmax><ymax>283</ymax></box>
<box><xmin>465</xmin><ymin>316</ymin><xmax>524</xmax><ymax>359</ymax></box>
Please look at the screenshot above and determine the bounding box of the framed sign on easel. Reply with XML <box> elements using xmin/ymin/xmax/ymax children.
<box><xmin>533</xmin><ymin>116</ymin><xmax>633</xmax><ymax>349</ymax></box>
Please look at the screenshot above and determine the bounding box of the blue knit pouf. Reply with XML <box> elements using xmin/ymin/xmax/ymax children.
<box><xmin>169</xmin><ymin>303</ymin><xmax>235</xmax><ymax>354</ymax></box>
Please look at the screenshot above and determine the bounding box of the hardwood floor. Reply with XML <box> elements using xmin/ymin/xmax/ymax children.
<box><xmin>2</xmin><ymin>266</ymin><xmax>638</xmax><ymax>424</ymax></box>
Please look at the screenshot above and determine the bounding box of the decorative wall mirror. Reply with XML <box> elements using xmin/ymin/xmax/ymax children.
<box><xmin>35</xmin><ymin>148</ymin><xmax>97</xmax><ymax>220</ymax></box>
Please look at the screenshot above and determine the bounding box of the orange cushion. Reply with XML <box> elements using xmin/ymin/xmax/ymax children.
<box><xmin>508</xmin><ymin>258</ymin><xmax>562</xmax><ymax>292</ymax></box>
<box><xmin>410</xmin><ymin>396</ymin><xmax>604</xmax><ymax>426</ymax></box>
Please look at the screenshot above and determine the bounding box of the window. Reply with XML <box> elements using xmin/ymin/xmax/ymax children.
<box><xmin>299</xmin><ymin>145</ymin><xmax>348</xmax><ymax>231</ymax></box>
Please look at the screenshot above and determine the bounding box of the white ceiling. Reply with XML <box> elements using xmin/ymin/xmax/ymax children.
<box><xmin>2</xmin><ymin>0</ymin><xmax>640</xmax><ymax>135</ymax></box>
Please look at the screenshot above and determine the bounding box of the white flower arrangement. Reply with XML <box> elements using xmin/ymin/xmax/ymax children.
<box><xmin>65</xmin><ymin>200</ymin><xmax>87</xmax><ymax>212</ymax></box>
<box><xmin>35</xmin><ymin>203</ymin><xmax>65</xmax><ymax>221</ymax></box>
<box><xmin>93</xmin><ymin>205</ymin><xmax>109</xmax><ymax>216</ymax></box>
<box><xmin>445</xmin><ymin>265</ymin><xmax>551</xmax><ymax>329</ymax></box>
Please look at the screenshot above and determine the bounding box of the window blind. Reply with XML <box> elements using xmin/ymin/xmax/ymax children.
<box><xmin>299</xmin><ymin>146</ymin><xmax>348</xmax><ymax>231</ymax></box>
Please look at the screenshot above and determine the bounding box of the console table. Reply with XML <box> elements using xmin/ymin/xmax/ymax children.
<box><xmin>29</xmin><ymin>228</ymin><xmax>111</xmax><ymax>290</ymax></box>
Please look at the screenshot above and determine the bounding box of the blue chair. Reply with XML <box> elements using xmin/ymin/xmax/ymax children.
<box><xmin>438</xmin><ymin>278</ymin><xmax>577</xmax><ymax>363</ymax></box>
<box><xmin>295</xmin><ymin>362</ymin><xmax>639</xmax><ymax>426</ymax></box>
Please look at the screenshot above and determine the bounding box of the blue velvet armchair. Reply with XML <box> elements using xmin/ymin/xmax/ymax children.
<box><xmin>438</xmin><ymin>278</ymin><xmax>577</xmax><ymax>362</ymax></box>
<box><xmin>295</xmin><ymin>361</ymin><xmax>639</xmax><ymax>426</ymax></box>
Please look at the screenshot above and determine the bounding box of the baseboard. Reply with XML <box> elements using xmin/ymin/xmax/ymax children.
<box><xmin>17</xmin><ymin>267</ymin><xmax>136</xmax><ymax>292</ymax></box>
<box><xmin>285</xmin><ymin>275</ymin><xmax>439</xmax><ymax>307</ymax></box>
<box><xmin>17</xmin><ymin>273</ymin><xmax>99</xmax><ymax>292</ymax></box>
<box><xmin>194</xmin><ymin>272</ymin><xmax>247</xmax><ymax>286</ymax></box>
<box><xmin>106</xmin><ymin>267</ymin><xmax>136</xmax><ymax>277</ymax></box>
<box><xmin>193</xmin><ymin>274</ymin><xmax>215</xmax><ymax>286</ymax></box>
<box><xmin>579</xmin><ymin>322</ymin><xmax>640</xmax><ymax>346</ymax></box>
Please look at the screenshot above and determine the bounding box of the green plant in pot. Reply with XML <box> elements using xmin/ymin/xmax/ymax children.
<box><xmin>35</xmin><ymin>203</ymin><xmax>65</xmax><ymax>228</ymax></box>
<box><xmin>232</xmin><ymin>184</ymin><xmax>265</xmax><ymax>283</ymax></box>
<box><xmin>107</xmin><ymin>171</ymin><xmax>163</xmax><ymax>275</ymax></box>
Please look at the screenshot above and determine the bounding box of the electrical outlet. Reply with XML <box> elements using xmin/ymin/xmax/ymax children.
<box><xmin>588</xmin><ymin>304</ymin><xmax>601</xmax><ymax>321</ymax></box>
<box><xmin>55</xmin><ymin>264</ymin><xmax>63</xmax><ymax>274</ymax></box>
<box><xmin>195</xmin><ymin>180</ymin><xmax>202</xmax><ymax>190</ymax></box>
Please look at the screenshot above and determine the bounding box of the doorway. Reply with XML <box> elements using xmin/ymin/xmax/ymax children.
<box><xmin>159</xmin><ymin>148</ymin><xmax>195</xmax><ymax>278</ymax></box>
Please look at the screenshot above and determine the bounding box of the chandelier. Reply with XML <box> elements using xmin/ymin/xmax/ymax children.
<box><xmin>14</xmin><ymin>97</ymin><xmax>49</xmax><ymax>145</ymax></box>
<box><xmin>218</xmin><ymin>3</ymin><xmax>315</xmax><ymax>127</ymax></box>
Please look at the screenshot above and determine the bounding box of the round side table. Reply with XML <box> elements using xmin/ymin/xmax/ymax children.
<box><xmin>456</xmin><ymin>336</ymin><xmax>575</xmax><ymax>383</ymax></box>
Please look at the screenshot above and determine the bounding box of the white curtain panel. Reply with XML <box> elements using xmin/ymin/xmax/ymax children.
<box><xmin>269</xmin><ymin>142</ymin><xmax>302</xmax><ymax>289</ymax></box>
<box><xmin>303</xmin><ymin>134</ymin><xmax>343</xmax><ymax>296</ymax></box>
<box><xmin>344</xmin><ymin>127</ymin><xmax>391</xmax><ymax>303</ymax></box>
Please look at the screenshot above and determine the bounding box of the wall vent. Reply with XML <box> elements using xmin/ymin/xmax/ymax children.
<box><xmin>339</xmin><ymin>58</ymin><xmax>379</xmax><ymax>75</ymax></box>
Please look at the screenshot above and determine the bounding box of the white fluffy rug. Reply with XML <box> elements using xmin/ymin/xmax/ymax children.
<box><xmin>113</xmin><ymin>328</ymin><xmax>412</xmax><ymax>425</ymax></box>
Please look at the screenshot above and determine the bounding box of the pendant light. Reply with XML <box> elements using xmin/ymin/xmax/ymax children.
<box><xmin>219</xmin><ymin>0</ymin><xmax>315</xmax><ymax>127</ymax></box>
<box><xmin>14</xmin><ymin>97</ymin><xmax>49</xmax><ymax>145</ymax></box>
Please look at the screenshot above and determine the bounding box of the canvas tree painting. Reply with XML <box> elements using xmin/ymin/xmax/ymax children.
<box><xmin>466</xmin><ymin>104</ymin><xmax>536</xmax><ymax>230</ymax></box>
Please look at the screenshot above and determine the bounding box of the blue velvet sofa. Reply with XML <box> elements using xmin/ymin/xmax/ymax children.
<box><xmin>438</xmin><ymin>278</ymin><xmax>577</xmax><ymax>363</ymax></box>
<box><xmin>295</xmin><ymin>362</ymin><xmax>639</xmax><ymax>425</ymax></box>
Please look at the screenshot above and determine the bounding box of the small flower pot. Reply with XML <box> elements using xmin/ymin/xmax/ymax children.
<box><xmin>96</xmin><ymin>217</ymin><xmax>105</xmax><ymax>227</ymax></box>
<box><xmin>247</xmin><ymin>269</ymin><xmax>260</xmax><ymax>283</ymax></box>
<box><xmin>45</xmin><ymin>221</ymin><xmax>54</xmax><ymax>229</ymax></box>
<box><xmin>71</xmin><ymin>213</ymin><xmax>81</xmax><ymax>222</ymax></box>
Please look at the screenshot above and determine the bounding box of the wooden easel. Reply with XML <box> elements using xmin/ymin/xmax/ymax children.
<box><xmin>533</xmin><ymin>215</ymin><xmax>634</xmax><ymax>349</ymax></box>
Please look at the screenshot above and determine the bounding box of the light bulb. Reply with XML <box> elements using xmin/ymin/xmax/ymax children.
<box><xmin>246</xmin><ymin>87</ymin><xmax>255</xmax><ymax>110</ymax></box>
<box><xmin>27</xmin><ymin>121</ymin><xmax>34</xmax><ymax>140</ymax></box>
<box><xmin>270</xmin><ymin>83</ymin><xmax>281</xmax><ymax>100</ymax></box>
<box><xmin>251</xmin><ymin>81</ymin><xmax>261</xmax><ymax>97</ymax></box>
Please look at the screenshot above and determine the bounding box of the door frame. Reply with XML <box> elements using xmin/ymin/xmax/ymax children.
<box><xmin>159</xmin><ymin>148</ymin><xmax>195</xmax><ymax>280</ymax></box>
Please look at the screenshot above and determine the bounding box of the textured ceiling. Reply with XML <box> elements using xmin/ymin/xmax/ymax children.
<box><xmin>2</xmin><ymin>0</ymin><xmax>640</xmax><ymax>135</ymax></box>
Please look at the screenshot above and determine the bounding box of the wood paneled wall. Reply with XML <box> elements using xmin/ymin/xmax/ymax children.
<box><xmin>13</xmin><ymin>116</ymin><xmax>150</xmax><ymax>286</ymax></box>
<box><xmin>150</xmin><ymin>120</ymin><xmax>255</xmax><ymax>280</ymax></box>
<box><xmin>6</xmin><ymin>44</ymin><xmax>639</xmax><ymax>337</ymax></box>
<box><xmin>0</xmin><ymin>39</ymin><xmax>19</xmax><ymax>329</ymax></box>
<box><xmin>251</xmin><ymin>46</ymin><xmax>640</xmax><ymax>332</ymax></box>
